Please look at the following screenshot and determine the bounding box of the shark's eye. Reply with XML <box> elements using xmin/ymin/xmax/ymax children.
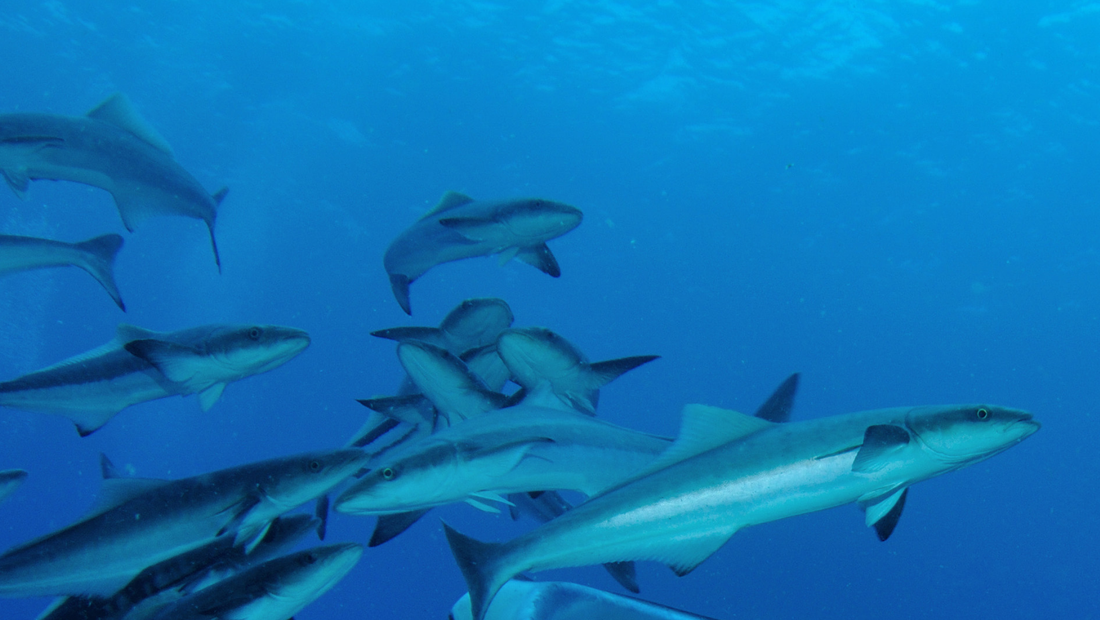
<box><xmin>248</xmin><ymin>327</ymin><xmax>262</xmax><ymax>340</ymax></box>
<box><xmin>976</xmin><ymin>408</ymin><xmax>990</xmax><ymax>420</ymax></box>
<box><xmin>308</xmin><ymin>460</ymin><xmax>322</xmax><ymax>472</ymax></box>
<box><xmin>382</xmin><ymin>467</ymin><xmax>395</xmax><ymax>480</ymax></box>
<box><xmin>304</xmin><ymin>553</ymin><xmax>318</xmax><ymax>565</ymax></box>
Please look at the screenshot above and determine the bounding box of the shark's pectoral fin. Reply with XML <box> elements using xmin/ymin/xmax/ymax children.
<box><xmin>464</xmin><ymin>497</ymin><xmax>502</xmax><ymax>513</ymax></box>
<box><xmin>123</xmin><ymin>339</ymin><xmax>205</xmax><ymax>388</ymax></box>
<box><xmin>516</xmin><ymin>243</ymin><xmax>561</xmax><ymax>277</ymax></box>
<box><xmin>99</xmin><ymin>453</ymin><xmax>121</xmax><ymax>479</ymax></box>
<box><xmin>388</xmin><ymin>273</ymin><xmax>413</xmax><ymax>315</ymax></box>
<box><xmin>458</xmin><ymin>437</ymin><xmax>555</xmax><ymax>473</ymax></box>
<box><xmin>861</xmin><ymin>487</ymin><xmax>909</xmax><ymax>541</ymax></box>
<box><xmin>1</xmin><ymin>167</ymin><xmax>31</xmax><ymax>199</ymax></box>
<box><xmin>604</xmin><ymin>561</ymin><xmax>640</xmax><ymax>593</ymax></box>
<box><xmin>198</xmin><ymin>383</ymin><xmax>226</xmax><ymax>411</ymax></box>
<box><xmin>438</xmin><ymin>216</ymin><xmax>499</xmax><ymax>241</ymax></box>
<box><xmin>752</xmin><ymin>373</ymin><xmax>800</xmax><ymax>423</ymax></box>
<box><xmin>665</xmin><ymin>529</ymin><xmax>738</xmax><ymax>577</ymax></box>
<box><xmin>369</xmin><ymin>509</ymin><xmax>431</xmax><ymax>547</ymax></box>
<box><xmin>468</xmin><ymin>491</ymin><xmax>514</xmax><ymax>506</ymax></box>
<box><xmin>242</xmin><ymin>519</ymin><xmax>273</xmax><ymax>554</ymax></box>
<box><xmin>217</xmin><ymin>494</ymin><xmax>262</xmax><ymax>538</ymax></box>
<box><xmin>315</xmin><ymin>494</ymin><xmax>329</xmax><ymax>541</ymax></box>
<box><xmin>588</xmin><ymin>355</ymin><xmax>660</xmax><ymax>389</ymax></box>
<box><xmin>852</xmin><ymin>425</ymin><xmax>910</xmax><ymax>473</ymax></box>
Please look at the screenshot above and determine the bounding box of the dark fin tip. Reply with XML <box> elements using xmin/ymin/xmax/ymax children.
<box><xmin>874</xmin><ymin>488</ymin><xmax>909</xmax><ymax>541</ymax></box>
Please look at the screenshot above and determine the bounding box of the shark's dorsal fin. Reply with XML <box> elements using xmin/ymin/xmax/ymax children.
<box><xmin>88</xmin><ymin>476</ymin><xmax>169</xmax><ymax>516</ymax></box>
<box><xmin>752</xmin><ymin>373</ymin><xmax>800</xmax><ymax>423</ymax></box>
<box><xmin>356</xmin><ymin>394</ymin><xmax>430</xmax><ymax>426</ymax></box>
<box><xmin>641</xmin><ymin>405</ymin><xmax>772</xmax><ymax>476</ymax></box>
<box><xmin>116</xmin><ymin>323</ymin><xmax>161</xmax><ymax>343</ymax></box>
<box><xmin>87</xmin><ymin>93</ymin><xmax>175</xmax><ymax>157</ymax></box>
<box><xmin>421</xmin><ymin>191</ymin><xmax>475</xmax><ymax>220</ymax></box>
<box><xmin>588</xmin><ymin>355</ymin><xmax>660</xmax><ymax>389</ymax></box>
<box><xmin>99</xmin><ymin>453</ymin><xmax>121</xmax><ymax>479</ymax></box>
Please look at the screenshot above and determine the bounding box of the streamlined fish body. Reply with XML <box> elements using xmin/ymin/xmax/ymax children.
<box><xmin>147</xmin><ymin>543</ymin><xmax>362</xmax><ymax>620</ymax></box>
<box><xmin>0</xmin><ymin>94</ymin><xmax>225</xmax><ymax>268</ymax></box>
<box><xmin>384</xmin><ymin>192</ymin><xmax>582</xmax><ymax>314</ymax></box>
<box><xmin>0</xmin><ymin>323</ymin><xmax>310</xmax><ymax>436</ymax></box>
<box><xmin>334</xmin><ymin>404</ymin><xmax>670</xmax><ymax>516</ymax></box>
<box><xmin>0</xmin><ymin>233</ymin><xmax>125</xmax><ymax>310</ymax></box>
<box><xmin>448</xmin><ymin>403</ymin><xmax>1040</xmax><ymax>620</ymax></box>
<box><xmin>0</xmin><ymin>449</ymin><xmax>368</xmax><ymax>598</ymax></box>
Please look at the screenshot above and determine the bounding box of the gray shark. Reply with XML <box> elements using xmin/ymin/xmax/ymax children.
<box><xmin>0</xmin><ymin>448</ymin><xmax>368</xmax><ymax>598</ymax></box>
<box><xmin>146</xmin><ymin>543</ymin><xmax>362</xmax><ymax>620</ymax></box>
<box><xmin>384</xmin><ymin>191</ymin><xmax>582</xmax><ymax>314</ymax></box>
<box><xmin>446</xmin><ymin>401</ymin><xmax>1040</xmax><ymax>620</ymax></box>
<box><xmin>0</xmin><ymin>233</ymin><xmax>125</xmax><ymax>310</ymax></box>
<box><xmin>36</xmin><ymin>513</ymin><xmax>320</xmax><ymax>620</ymax></box>
<box><xmin>348</xmin><ymin>298</ymin><xmax>515</xmax><ymax>450</ymax></box>
<box><xmin>496</xmin><ymin>327</ymin><xmax>658</xmax><ymax>414</ymax></box>
<box><xmin>0</xmin><ymin>323</ymin><xmax>310</xmax><ymax>436</ymax></box>
<box><xmin>450</xmin><ymin>580</ymin><xmax>720</xmax><ymax>620</ymax></box>
<box><xmin>0</xmin><ymin>469</ymin><xmax>27</xmax><ymax>506</ymax></box>
<box><xmin>0</xmin><ymin>94</ymin><xmax>226</xmax><ymax>269</ymax></box>
<box><xmin>333</xmin><ymin>403</ymin><xmax>670</xmax><ymax>518</ymax></box>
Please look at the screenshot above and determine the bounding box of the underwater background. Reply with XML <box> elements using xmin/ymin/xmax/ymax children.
<box><xmin>0</xmin><ymin>1</ymin><xmax>1094</xmax><ymax>618</ymax></box>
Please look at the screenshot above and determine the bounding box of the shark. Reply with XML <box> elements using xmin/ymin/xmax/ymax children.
<box><xmin>0</xmin><ymin>94</ymin><xmax>226</xmax><ymax>269</ymax></box>
<box><xmin>0</xmin><ymin>323</ymin><xmax>311</xmax><ymax>436</ymax></box>
<box><xmin>145</xmin><ymin>543</ymin><xmax>362</xmax><ymax>620</ymax></box>
<box><xmin>348</xmin><ymin>298</ymin><xmax>515</xmax><ymax>450</ymax></box>
<box><xmin>446</xmin><ymin>400</ymin><xmax>1040</xmax><ymax>620</ymax></box>
<box><xmin>0</xmin><ymin>448</ymin><xmax>368</xmax><ymax>598</ymax></box>
<box><xmin>36</xmin><ymin>513</ymin><xmax>320</xmax><ymax>620</ymax></box>
<box><xmin>449</xmin><ymin>580</ymin><xmax>720</xmax><ymax>620</ymax></box>
<box><xmin>495</xmin><ymin>327</ymin><xmax>659</xmax><ymax>414</ymax></box>
<box><xmin>0</xmin><ymin>233</ymin><xmax>126</xmax><ymax>310</ymax></box>
<box><xmin>0</xmin><ymin>469</ymin><xmax>27</xmax><ymax>506</ymax></box>
<box><xmin>384</xmin><ymin>191</ymin><xmax>582</xmax><ymax>314</ymax></box>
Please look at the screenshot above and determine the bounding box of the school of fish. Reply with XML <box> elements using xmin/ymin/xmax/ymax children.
<box><xmin>0</xmin><ymin>95</ymin><xmax>1040</xmax><ymax>620</ymax></box>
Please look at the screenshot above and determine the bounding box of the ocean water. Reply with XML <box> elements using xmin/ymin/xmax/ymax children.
<box><xmin>0</xmin><ymin>1</ymin><xmax>1094</xmax><ymax>618</ymax></box>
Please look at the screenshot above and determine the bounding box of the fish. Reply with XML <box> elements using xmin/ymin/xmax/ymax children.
<box><xmin>36</xmin><ymin>513</ymin><xmax>320</xmax><ymax>620</ymax></box>
<box><xmin>0</xmin><ymin>94</ymin><xmax>226</xmax><ymax>269</ymax></box>
<box><xmin>333</xmin><ymin>403</ymin><xmax>671</xmax><ymax>528</ymax></box>
<box><xmin>348</xmin><ymin>298</ymin><xmax>514</xmax><ymax>449</ymax></box>
<box><xmin>0</xmin><ymin>322</ymin><xmax>311</xmax><ymax>436</ymax></box>
<box><xmin>496</xmin><ymin>327</ymin><xmax>659</xmax><ymax>414</ymax></box>
<box><xmin>145</xmin><ymin>543</ymin><xmax>363</xmax><ymax>620</ymax></box>
<box><xmin>0</xmin><ymin>233</ymin><xmax>126</xmax><ymax>310</ymax></box>
<box><xmin>0</xmin><ymin>448</ymin><xmax>368</xmax><ymax>598</ymax></box>
<box><xmin>449</xmin><ymin>580</ymin><xmax>720</xmax><ymax>620</ymax></box>
<box><xmin>445</xmin><ymin>399</ymin><xmax>1041</xmax><ymax>620</ymax></box>
<box><xmin>384</xmin><ymin>191</ymin><xmax>582</xmax><ymax>314</ymax></box>
<box><xmin>0</xmin><ymin>469</ymin><xmax>27</xmax><ymax>506</ymax></box>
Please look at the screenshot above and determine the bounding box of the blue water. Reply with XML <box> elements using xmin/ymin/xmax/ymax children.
<box><xmin>0</xmin><ymin>2</ymin><xmax>1093</xmax><ymax>618</ymax></box>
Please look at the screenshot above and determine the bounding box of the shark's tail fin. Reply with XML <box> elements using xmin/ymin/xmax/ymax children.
<box><xmin>389</xmin><ymin>273</ymin><xmax>413</xmax><ymax>315</ymax></box>
<box><xmin>208</xmin><ymin>187</ymin><xmax>228</xmax><ymax>273</ymax></box>
<box><xmin>73</xmin><ymin>233</ymin><xmax>126</xmax><ymax>311</ymax></box>
<box><xmin>443</xmin><ymin>522</ymin><xmax>508</xmax><ymax>620</ymax></box>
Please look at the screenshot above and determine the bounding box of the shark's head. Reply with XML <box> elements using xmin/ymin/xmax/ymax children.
<box><xmin>258</xmin><ymin>449</ymin><xmax>371</xmax><ymax>512</ymax></box>
<box><xmin>440</xmin><ymin>298</ymin><xmax>515</xmax><ymax>352</ymax></box>
<box><xmin>496</xmin><ymin>327</ymin><xmax>585</xmax><ymax>387</ymax></box>
<box><xmin>905</xmin><ymin>404</ymin><xmax>1040</xmax><ymax>466</ymax></box>
<box><xmin>262</xmin><ymin>544</ymin><xmax>363</xmax><ymax>613</ymax></box>
<box><xmin>500</xmin><ymin>199</ymin><xmax>583</xmax><ymax>242</ymax></box>
<box><xmin>203</xmin><ymin>324</ymin><xmax>311</xmax><ymax>376</ymax></box>
<box><xmin>334</xmin><ymin>442</ymin><xmax>464</xmax><ymax>514</ymax></box>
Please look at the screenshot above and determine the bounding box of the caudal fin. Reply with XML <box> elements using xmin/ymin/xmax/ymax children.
<box><xmin>73</xmin><ymin>234</ymin><xmax>126</xmax><ymax>311</ymax></box>
<box><xmin>442</xmin><ymin>522</ymin><xmax>509</xmax><ymax>620</ymax></box>
<box><xmin>209</xmin><ymin>187</ymin><xmax>228</xmax><ymax>273</ymax></box>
